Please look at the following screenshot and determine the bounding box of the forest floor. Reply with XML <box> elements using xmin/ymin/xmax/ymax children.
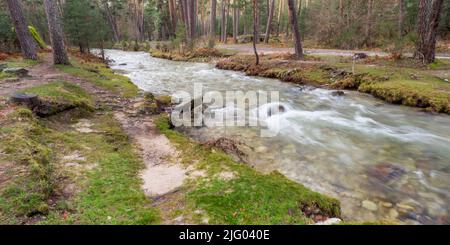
<box><xmin>0</xmin><ymin>52</ymin><xmax>341</xmax><ymax>225</ymax></box>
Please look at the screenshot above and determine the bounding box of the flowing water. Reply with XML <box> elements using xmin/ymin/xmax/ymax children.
<box><xmin>104</xmin><ymin>49</ymin><xmax>450</xmax><ymax>224</ymax></box>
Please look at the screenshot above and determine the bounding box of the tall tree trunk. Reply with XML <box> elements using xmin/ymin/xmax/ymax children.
<box><xmin>209</xmin><ymin>0</ymin><xmax>217</xmax><ymax>47</ymax></box>
<box><xmin>264</xmin><ymin>0</ymin><xmax>276</xmax><ymax>43</ymax></box>
<box><xmin>221</xmin><ymin>0</ymin><xmax>226</xmax><ymax>42</ymax></box>
<box><xmin>276</xmin><ymin>0</ymin><xmax>283</xmax><ymax>36</ymax></box>
<box><xmin>253</xmin><ymin>0</ymin><xmax>259</xmax><ymax>65</ymax></box>
<box><xmin>364</xmin><ymin>0</ymin><xmax>373</xmax><ymax>47</ymax></box>
<box><xmin>6</xmin><ymin>0</ymin><xmax>38</xmax><ymax>60</ymax></box>
<box><xmin>254</xmin><ymin>0</ymin><xmax>260</xmax><ymax>43</ymax></box>
<box><xmin>169</xmin><ymin>0</ymin><xmax>177</xmax><ymax>35</ymax></box>
<box><xmin>103</xmin><ymin>1</ymin><xmax>120</xmax><ymax>42</ymax></box>
<box><xmin>232</xmin><ymin>0</ymin><xmax>238</xmax><ymax>43</ymax></box>
<box><xmin>224</xmin><ymin>0</ymin><xmax>230</xmax><ymax>44</ymax></box>
<box><xmin>398</xmin><ymin>0</ymin><xmax>405</xmax><ymax>37</ymax></box>
<box><xmin>287</xmin><ymin>0</ymin><xmax>303</xmax><ymax>59</ymax></box>
<box><xmin>415</xmin><ymin>0</ymin><xmax>444</xmax><ymax>64</ymax></box>
<box><xmin>339</xmin><ymin>0</ymin><xmax>344</xmax><ymax>19</ymax></box>
<box><xmin>43</xmin><ymin>0</ymin><xmax>69</xmax><ymax>65</ymax></box>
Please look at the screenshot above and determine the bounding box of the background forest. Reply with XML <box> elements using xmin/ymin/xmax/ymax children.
<box><xmin>1</xmin><ymin>0</ymin><xmax>449</xmax><ymax>55</ymax></box>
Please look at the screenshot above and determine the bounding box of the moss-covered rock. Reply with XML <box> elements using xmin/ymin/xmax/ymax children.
<box><xmin>20</xmin><ymin>81</ymin><xmax>94</xmax><ymax>117</ymax></box>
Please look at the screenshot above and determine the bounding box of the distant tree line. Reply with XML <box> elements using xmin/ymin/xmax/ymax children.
<box><xmin>1</xmin><ymin>0</ymin><xmax>448</xmax><ymax>64</ymax></box>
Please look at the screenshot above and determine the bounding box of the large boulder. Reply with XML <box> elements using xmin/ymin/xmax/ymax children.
<box><xmin>3</xmin><ymin>68</ymin><xmax>29</xmax><ymax>77</ymax></box>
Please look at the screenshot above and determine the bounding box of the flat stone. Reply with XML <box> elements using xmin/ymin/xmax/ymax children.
<box><xmin>362</xmin><ymin>200</ymin><xmax>378</xmax><ymax>211</ymax></box>
<box><xmin>315</xmin><ymin>218</ymin><xmax>342</xmax><ymax>225</ymax></box>
<box><xmin>255</xmin><ymin>146</ymin><xmax>268</xmax><ymax>153</ymax></box>
<box><xmin>388</xmin><ymin>209</ymin><xmax>399</xmax><ymax>219</ymax></box>
<box><xmin>397</xmin><ymin>203</ymin><xmax>415</xmax><ymax>211</ymax></box>
<box><xmin>3</xmin><ymin>68</ymin><xmax>29</xmax><ymax>77</ymax></box>
<box><xmin>381</xmin><ymin>202</ymin><xmax>393</xmax><ymax>208</ymax></box>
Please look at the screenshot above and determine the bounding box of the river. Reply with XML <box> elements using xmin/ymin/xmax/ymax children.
<box><xmin>104</xmin><ymin>49</ymin><xmax>450</xmax><ymax>224</ymax></box>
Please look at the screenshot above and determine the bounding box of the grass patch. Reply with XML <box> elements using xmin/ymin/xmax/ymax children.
<box><xmin>4</xmin><ymin>58</ymin><xmax>39</xmax><ymax>68</ymax></box>
<box><xmin>56</xmin><ymin>59</ymin><xmax>139</xmax><ymax>98</ymax></box>
<box><xmin>155</xmin><ymin>115</ymin><xmax>341</xmax><ymax>225</ymax></box>
<box><xmin>42</xmin><ymin>113</ymin><xmax>159</xmax><ymax>224</ymax></box>
<box><xmin>0</xmin><ymin>108</ymin><xmax>53</xmax><ymax>223</ymax></box>
<box><xmin>0</xmin><ymin>107</ymin><xmax>158</xmax><ymax>224</ymax></box>
<box><xmin>0</xmin><ymin>72</ymin><xmax>13</xmax><ymax>80</ymax></box>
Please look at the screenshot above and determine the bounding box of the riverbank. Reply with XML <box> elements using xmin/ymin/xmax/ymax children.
<box><xmin>0</xmin><ymin>53</ymin><xmax>342</xmax><ymax>224</ymax></box>
<box><xmin>149</xmin><ymin>46</ymin><xmax>450</xmax><ymax>114</ymax></box>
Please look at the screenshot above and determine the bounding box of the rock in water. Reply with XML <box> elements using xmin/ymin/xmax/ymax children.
<box><xmin>367</xmin><ymin>163</ymin><xmax>406</xmax><ymax>183</ymax></box>
<box><xmin>3</xmin><ymin>68</ymin><xmax>29</xmax><ymax>77</ymax></box>
<box><xmin>362</xmin><ymin>200</ymin><xmax>378</xmax><ymax>211</ymax></box>
<box><xmin>10</xmin><ymin>93</ymin><xmax>40</xmax><ymax>109</ymax></box>
<box><xmin>331</xmin><ymin>91</ymin><xmax>345</xmax><ymax>97</ymax></box>
<box><xmin>315</xmin><ymin>218</ymin><xmax>342</xmax><ymax>225</ymax></box>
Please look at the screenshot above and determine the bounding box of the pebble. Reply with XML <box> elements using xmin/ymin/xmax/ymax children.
<box><xmin>381</xmin><ymin>202</ymin><xmax>393</xmax><ymax>208</ymax></box>
<box><xmin>388</xmin><ymin>209</ymin><xmax>399</xmax><ymax>219</ymax></box>
<box><xmin>362</xmin><ymin>200</ymin><xmax>378</xmax><ymax>211</ymax></box>
<box><xmin>315</xmin><ymin>218</ymin><xmax>342</xmax><ymax>225</ymax></box>
<box><xmin>396</xmin><ymin>203</ymin><xmax>415</xmax><ymax>211</ymax></box>
<box><xmin>255</xmin><ymin>146</ymin><xmax>268</xmax><ymax>153</ymax></box>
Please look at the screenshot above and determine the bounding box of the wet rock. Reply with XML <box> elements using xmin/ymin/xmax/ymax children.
<box><xmin>362</xmin><ymin>200</ymin><xmax>378</xmax><ymax>211</ymax></box>
<box><xmin>3</xmin><ymin>67</ymin><xmax>29</xmax><ymax>77</ymax></box>
<box><xmin>203</xmin><ymin>137</ymin><xmax>250</xmax><ymax>163</ymax></box>
<box><xmin>0</xmin><ymin>63</ymin><xmax>6</xmax><ymax>72</ymax></box>
<box><xmin>388</xmin><ymin>209</ymin><xmax>399</xmax><ymax>219</ymax></box>
<box><xmin>353</xmin><ymin>53</ymin><xmax>368</xmax><ymax>60</ymax></box>
<box><xmin>118</xmin><ymin>63</ymin><xmax>127</xmax><ymax>66</ymax></box>
<box><xmin>255</xmin><ymin>146</ymin><xmax>268</xmax><ymax>153</ymax></box>
<box><xmin>381</xmin><ymin>202</ymin><xmax>393</xmax><ymax>208</ymax></box>
<box><xmin>396</xmin><ymin>203</ymin><xmax>415</xmax><ymax>211</ymax></box>
<box><xmin>367</xmin><ymin>163</ymin><xmax>405</xmax><ymax>183</ymax></box>
<box><xmin>331</xmin><ymin>91</ymin><xmax>345</xmax><ymax>97</ymax></box>
<box><xmin>444</xmin><ymin>79</ymin><xmax>449</xmax><ymax>83</ymax></box>
<box><xmin>315</xmin><ymin>218</ymin><xmax>342</xmax><ymax>225</ymax></box>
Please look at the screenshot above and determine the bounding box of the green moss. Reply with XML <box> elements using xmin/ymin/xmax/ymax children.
<box><xmin>0</xmin><ymin>108</ymin><xmax>53</xmax><ymax>221</ymax></box>
<box><xmin>21</xmin><ymin>81</ymin><xmax>94</xmax><ymax>116</ymax></box>
<box><xmin>50</xmin><ymin>113</ymin><xmax>159</xmax><ymax>224</ymax></box>
<box><xmin>28</xmin><ymin>26</ymin><xmax>47</xmax><ymax>49</ymax></box>
<box><xmin>155</xmin><ymin>115</ymin><xmax>341</xmax><ymax>225</ymax></box>
<box><xmin>3</xmin><ymin>58</ymin><xmax>39</xmax><ymax>68</ymax></box>
<box><xmin>56</xmin><ymin>60</ymin><xmax>139</xmax><ymax>98</ymax></box>
<box><xmin>0</xmin><ymin>71</ymin><xmax>13</xmax><ymax>80</ymax></box>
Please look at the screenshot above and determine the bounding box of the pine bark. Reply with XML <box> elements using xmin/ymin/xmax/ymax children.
<box><xmin>44</xmin><ymin>0</ymin><xmax>69</xmax><ymax>65</ymax></box>
<box><xmin>252</xmin><ymin>0</ymin><xmax>259</xmax><ymax>65</ymax></box>
<box><xmin>287</xmin><ymin>0</ymin><xmax>303</xmax><ymax>59</ymax></box>
<box><xmin>209</xmin><ymin>0</ymin><xmax>217</xmax><ymax>47</ymax></box>
<box><xmin>415</xmin><ymin>0</ymin><xmax>444</xmax><ymax>64</ymax></box>
<box><xmin>364</xmin><ymin>0</ymin><xmax>373</xmax><ymax>46</ymax></box>
<box><xmin>264</xmin><ymin>0</ymin><xmax>276</xmax><ymax>43</ymax></box>
<box><xmin>221</xmin><ymin>0</ymin><xmax>226</xmax><ymax>42</ymax></box>
<box><xmin>6</xmin><ymin>0</ymin><xmax>38</xmax><ymax>60</ymax></box>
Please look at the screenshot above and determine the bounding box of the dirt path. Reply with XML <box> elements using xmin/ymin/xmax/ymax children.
<box><xmin>1</xmin><ymin>54</ymin><xmax>189</xmax><ymax>223</ymax></box>
<box><xmin>217</xmin><ymin>44</ymin><xmax>450</xmax><ymax>59</ymax></box>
